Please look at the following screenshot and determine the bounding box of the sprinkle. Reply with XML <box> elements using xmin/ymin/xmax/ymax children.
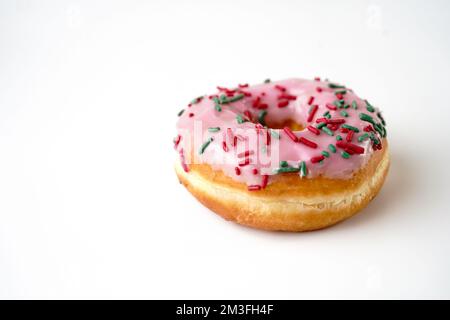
<box><xmin>252</xmin><ymin>168</ymin><xmax>258</xmax><ymax>175</ymax></box>
<box><xmin>266</xmin><ymin>129</ymin><xmax>271</xmax><ymax>145</ymax></box>
<box><xmin>316</xmin><ymin>117</ymin><xmax>327</xmax><ymax>123</ymax></box>
<box><xmin>340</xmin><ymin>110</ymin><xmax>349</xmax><ymax>117</ymax></box>
<box><xmin>222</xmin><ymin>93</ymin><xmax>245</xmax><ymax>104</ymax></box>
<box><xmin>258</xmin><ymin>110</ymin><xmax>268</xmax><ymax>126</ymax></box>
<box><xmin>322</xmin><ymin>150</ymin><xmax>330</xmax><ymax>158</ymax></box>
<box><xmin>188</xmin><ymin>113</ymin><xmax>194</xmax><ymax>118</ymax></box>
<box><xmin>346</xmin><ymin>130</ymin><xmax>354</xmax><ymax>142</ymax></box>
<box><xmin>336</xmin><ymin>135</ymin><xmax>343</xmax><ymax>141</ymax></box>
<box><xmin>323</xmin><ymin>110</ymin><xmax>330</xmax><ymax>117</ymax></box>
<box><xmin>341</xmin><ymin>151</ymin><xmax>350</xmax><ymax>159</ymax></box>
<box><xmin>238</xmin><ymin>150</ymin><xmax>254</xmax><ymax>158</ymax></box>
<box><xmin>359</xmin><ymin>113</ymin><xmax>375</xmax><ymax>125</ymax></box>
<box><xmin>235</xmin><ymin>167</ymin><xmax>241</xmax><ymax>175</ymax></box>
<box><xmin>179</xmin><ymin>149</ymin><xmax>189</xmax><ymax>173</ymax></box>
<box><xmin>326</xmin><ymin>118</ymin><xmax>346</xmax><ymax>125</ymax></box>
<box><xmin>300</xmin><ymin>161</ymin><xmax>307</xmax><ymax>177</ymax></box>
<box><xmin>178</xmin><ymin>109</ymin><xmax>185</xmax><ymax>117</ymax></box>
<box><xmin>328</xmin><ymin>144</ymin><xmax>337</xmax><ymax>153</ymax></box>
<box><xmin>215</xmin><ymin>104</ymin><xmax>222</xmax><ymax>112</ymax></box>
<box><xmin>252</xmin><ymin>96</ymin><xmax>261</xmax><ymax>108</ymax></box>
<box><xmin>173</xmin><ymin>135</ymin><xmax>181</xmax><ymax>149</ymax></box>
<box><xmin>370</xmin><ymin>132</ymin><xmax>380</xmax><ymax>145</ymax></box>
<box><xmin>248</xmin><ymin>185</ymin><xmax>261</xmax><ymax>191</ymax></box>
<box><xmin>307</xmin><ymin>105</ymin><xmax>318</xmax><ymax>122</ymax></box>
<box><xmin>278</xmin><ymin>100</ymin><xmax>289</xmax><ymax>108</ymax></box>
<box><xmin>275</xmin><ymin>85</ymin><xmax>286</xmax><ymax>92</ymax></box>
<box><xmin>307</xmin><ymin>96</ymin><xmax>315</xmax><ymax>105</ymax></box>
<box><xmin>238</xmin><ymin>158</ymin><xmax>251</xmax><ymax>166</ymax></box>
<box><xmin>343</xmin><ymin>104</ymin><xmax>350</xmax><ymax>109</ymax></box>
<box><xmin>283</xmin><ymin>127</ymin><xmax>298</xmax><ymax>142</ymax></box>
<box><xmin>311</xmin><ymin>155</ymin><xmax>325</xmax><ymax>163</ymax></box>
<box><xmin>335</xmin><ymin>89</ymin><xmax>347</xmax><ymax>95</ymax></box>
<box><xmin>314</xmin><ymin>77</ymin><xmax>321</xmax><ymax>81</ymax></box>
<box><xmin>336</xmin><ymin>93</ymin><xmax>344</xmax><ymax>100</ymax></box>
<box><xmin>278</xmin><ymin>94</ymin><xmax>297</xmax><ymax>100</ymax></box>
<box><xmin>261</xmin><ymin>175</ymin><xmax>269</xmax><ymax>188</ymax></box>
<box><xmin>333</xmin><ymin>100</ymin><xmax>344</xmax><ymax>108</ymax></box>
<box><xmin>321</xmin><ymin>126</ymin><xmax>334</xmax><ymax>136</ymax></box>
<box><xmin>326</xmin><ymin>103</ymin><xmax>337</xmax><ymax>111</ymax></box>
<box><xmin>336</xmin><ymin>141</ymin><xmax>365</xmax><ymax>154</ymax></box>
<box><xmin>233</xmin><ymin>136</ymin><xmax>237</xmax><ymax>147</ymax></box>
<box><xmin>227</xmin><ymin>127</ymin><xmax>234</xmax><ymax>143</ymax></box>
<box><xmin>377</xmin><ymin>112</ymin><xmax>386</xmax><ymax>126</ymax></box>
<box><xmin>374</xmin><ymin>123</ymin><xmax>384</xmax><ymax>137</ymax></box>
<box><xmin>270</xmin><ymin>129</ymin><xmax>280</xmax><ymax>139</ymax></box>
<box><xmin>364</xmin><ymin>124</ymin><xmax>374</xmax><ymax>132</ymax></box>
<box><xmin>208</xmin><ymin>127</ymin><xmax>220</xmax><ymax>132</ymax></box>
<box><xmin>341</xmin><ymin>124</ymin><xmax>360</xmax><ymax>132</ymax></box>
<box><xmin>365</xmin><ymin>100</ymin><xmax>375</xmax><ymax>112</ymax></box>
<box><xmin>222</xmin><ymin>141</ymin><xmax>229</xmax><ymax>152</ymax></box>
<box><xmin>316</xmin><ymin>87</ymin><xmax>323</xmax><ymax>93</ymax></box>
<box><xmin>199</xmin><ymin>138</ymin><xmax>213</xmax><ymax>154</ymax></box>
<box><xmin>276</xmin><ymin>167</ymin><xmax>300</xmax><ymax>173</ymax></box>
<box><xmin>317</xmin><ymin>122</ymin><xmax>327</xmax><ymax>129</ymax></box>
<box><xmin>264</xmin><ymin>79</ymin><xmax>271</xmax><ymax>83</ymax></box>
<box><xmin>238</xmin><ymin>83</ymin><xmax>249</xmax><ymax>88</ymax></box>
<box><xmin>299</xmin><ymin>137</ymin><xmax>318</xmax><ymax>148</ymax></box>
<box><xmin>328</xmin><ymin>83</ymin><xmax>346</xmax><ymax>89</ymax></box>
<box><xmin>352</xmin><ymin>101</ymin><xmax>358</xmax><ymax>109</ymax></box>
<box><xmin>358</xmin><ymin>133</ymin><xmax>369</xmax><ymax>142</ymax></box>
<box><xmin>307</xmin><ymin>125</ymin><xmax>320</xmax><ymax>135</ymax></box>
<box><xmin>258</xmin><ymin>103</ymin><xmax>268</xmax><ymax>109</ymax></box>
<box><xmin>280</xmin><ymin>160</ymin><xmax>289</xmax><ymax>167</ymax></box>
<box><xmin>190</xmin><ymin>96</ymin><xmax>203</xmax><ymax>104</ymax></box>
<box><xmin>236</xmin><ymin>114</ymin><xmax>245</xmax><ymax>124</ymax></box>
<box><xmin>243</xmin><ymin>110</ymin><xmax>253</xmax><ymax>121</ymax></box>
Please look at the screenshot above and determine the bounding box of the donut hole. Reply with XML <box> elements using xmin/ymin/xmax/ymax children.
<box><xmin>265</xmin><ymin>119</ymin><xmax>305</xmax><ymax>131</ymax></box>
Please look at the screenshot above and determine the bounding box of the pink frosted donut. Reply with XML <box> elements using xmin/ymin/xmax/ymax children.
<box><xmin>174</xmin><ymin>78</ymin><xmax>389</xmax><ymax>231</ymax></box>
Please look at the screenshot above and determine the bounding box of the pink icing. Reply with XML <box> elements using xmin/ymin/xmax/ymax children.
<box><xmin>175</xmin><ymin>78</ymin><xmax>386</xmax><ymax>189</ymax></box>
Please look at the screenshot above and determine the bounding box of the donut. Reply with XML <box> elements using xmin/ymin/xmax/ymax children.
<box><xmin>174</xmin><ymin>78</ymin><xmax>389</xmax><ymax>231</ymax></box>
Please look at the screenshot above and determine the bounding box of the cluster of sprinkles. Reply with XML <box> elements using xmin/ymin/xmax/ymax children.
<box><xmin>175</xmin><ymin>77</ymin><xmax>387</xmax><ymax>191</ymax></box>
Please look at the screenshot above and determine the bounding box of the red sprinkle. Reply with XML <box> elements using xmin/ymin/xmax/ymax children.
<box><xmin>283</xmin><ymin>127</ymin><xmax>298</xmax><ymax>142</ymax></box>
<box><xmin>328</xmin><ymin>124</ymin><xmax>339</xmax><ymax>131</ymax></box>
<box><xmin>243</xmin><ymin>110</ymin><xmax>253</xmax><ymax>121</ymax></box>
<box><xmin>266</xmin><ymin>130</ymin><xmax>271</xmax><ymax>145</ymax></box>
<box><xmin>278</xmin><ymin>100</ymin><xmax>289</xmax><ymax>108</ymax></box>
<box><xmin>235</xmin><ymin>167</ymin><xmax>241</xmax><ymax>175</ymax></box>
<box><xmin>248</xmin><ymin>185</ymin><xmax>262</xmax><ymax>191</ymax></box>
<box><xmin>261</xmin><ymin>175</ymin><xmax>269</xmax><ymax>189</ymax></box>
<box><xmin>238</xmin><ymin>83</ymin><xmax>249</xmax><ymax>88</ymax></box>
<box><xmin>336</xmin><ymin>141</ymin><xmax>365</xmax><ymax>154</ymax></box>
<box><xmin>307</xmin><ymin>96</ymin><xmax>315</xmax><ymax>105</ymax></box>
<box><xmin>173</xmin><ymin>135</ymin><xmax>181</xmax><ymax>149</ymax></box>
<box><xmin>188</xmin><ymin>113</ymin><xmax>194</xmax><ymax>117</ymax></box>
<box><xmin>311</xmin><ymin>155</ymin><xmax>325</xmax><ymax>163</ymax></box>
<box><xmin>252</xmin><ymin>168</ymin><xmax>258</xmax><ymax>175</ymax></box>
<box><xmin>278</xmin><ymin>94</ymin><xmax>297</xmax><ymax>100</ymax></box>
<box><xmin>346</xmin><ymin>130</ymin><xmax>354</xmax><ymax>142</ymax></box>
<box><xmin>299</xmin><ymin>137</ymin><xmax>318</xmax><ymax>149</ymax></box>
<box><xmin>227</xmin><ymin>128</ymin><xmax>234</xmax><ymax>144</ymax></box>
<box><xmin>336</xmin><ymin>93</ymin><xmax>344</xmax><ymax>100</ymax></box>
<box><xmin>315</xmin><ymin>117</ymin><xmax>328</xmax><ymax>123</ymax></box>
<box><xmin>326</xmin><ymin>103</ymin><xmax>337</xmax><ymax>111</ymax></box>
<box><xmin>307</xmin><ymin>105</ymin><xmax>318</xmax><ymax>122</ymax></box>
<box><xmin>340</xmin><ymin>128</ymin><xmax>349</xmax><ymax>133</ymax></box>
<box><xmin>316</xmin><ymin>87</ymin><xmax>323</xmax><ymax>93</ymax></box>
<box><xmin>307</xmin><ymin>125</ymin><xmax>320</xmax><ymax>135</ymax></box>
<box><xmin>258</xmin><ymin>103</ymin><xmax>268</xmax><ymax>109</ymax></box>
<box><xmin>239</xmin><ymin>90</ymin><xmax>252</xmax><ymax>97</ymax></box>
<box><xmin>237</xmin><ymin>150</ymin><xmax>254</xmax><ymax>158</ymax></box>
<box><xmin>233</xmin><ymin>136</ymin><xmax>238</xmax><ymax>147</ymax></box>
<box><xmin>252</xmin><ymin>96</ymin><xmax>261</xmax><ymax>108</ymax></box>
<box><xmin>179</xmin><ymin>149</ymin><xmax>189</xmax><ymax>173</ymax></box>
<box><xmin>314</xmin><ymin>77</ymin><xmax>321</xmax><ymax>81</ymax></box>
<box><xmin>275</xmin><ymin>85</ymin><xmax>286</xmax><ymax>92</ymax></box>
<box><xmin>326</xmin><ymin>118</ymin><xmax>346</xmax><ymax>125</ymax></box>
<box><xmin>222</xmin><ymin>141</ymin><xmax>229</xmax><ymax>152</ymax></box>
<box><xmin>364</xmin><ymin>125</ymin><xmax>374</xmax><ymax>132</ymax></box>
<box><xmin>239</xmin><ymin>158</ymin><xmax>251</xmax><ymax>166</ymax></box>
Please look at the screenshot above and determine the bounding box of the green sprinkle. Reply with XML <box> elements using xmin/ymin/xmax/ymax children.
<box><xmin>270</xmin><ymin>129</ymin><xmax>280</xmax><ymax>139</ymax></box>
<box><xmin>359</xmin><ymin>112</ymin><xmax>375</xmax><ymax>125</ymax></box>
<box><xmin>377</xmin><ymin>112</ymin><xmax>386</xmax><ymax>126</ymax></box>
<box><xmin>322</xmin><ymin>150</ymin><xmax>330</xmax><ymax>158</ymax></box>
<box><xmin>178</xmin><ymin>109</ymin><xmax>185</xmax><ymax>117</ymax></box>
<box><xmin>276</xmin><ymin>167</ymin><xmax>300</xmax><ymax>174</ymax></box>
<box><xmin>341</xmin><ymin>124</ymin><xmax>360</xmax><ymax>132</ymax></box>
<box><xmin>365</xmin><ymin>100</ymin><xmax>375</xmax><ymax>112</ymax></box>
<box><xmin>374</xmin><ymin>123</ymin><xmax>384</xmax><ymax>137</ymax></box>
<box><xmin>258</xmin><ymin>110</ymin><xmax>268</xmax><ymax>126</ymax></box>
<box><xmin>199</xmin><ymin>138</ymin><xmax>213</xmax><ymax>155</ymax></box>
<box><xmin>328</xmin><ymin>144</ymin><xmax>337</xmax><ymax>153</ymax></box>
<box><xmin>219</xmin><ymin>94</ymin><xmax>227</xmax><ymax>103</ymax></box>
<box><xmin>236</xmin><ymin>114</ymin><xmax>246</xmax><ymax>124</ymax></box>
<box><xmin>358</xmin><ymin>133</ymin><xmax>369</xmax><ymax>142</ymax></box>
<box><xmin>341</xmin><ymin>151</ymin><xmax>351</xmax><ymax>159</ymax></box>
<box><xmin>370</xmin><ymin>132</ymin><xmax>380</xmax><ymax>145</ymax></box>
<box><xmin>208</xmin><ymin>127</ymin><xmax>220</xmax><ymax>133</ymax></box>
<box><xmin>190</xmin><ymin>96</ymin><xmax>203</xmax><ymax>104</ymax></box>
<box><xmin>340</xmin><ymin>110</ymin><xmax>349</xmax><ymax>117</ymax></box>
<box><xmin>336</xmin><ymin>135</ymin><xmax>343</xmax><ymax>141</ymax></box>
<box><xmin>333</xmin><ymin>100</ymin><xmax>343</xmax><ymax>108</ymax></box>
<box><xmin>343</xmin><ymin>104</ymin><xmax>350</xmax><ymax>109</ymax></box>
<box><xmin>215</xmin><ymin>104</ymin><xmax>222</xmax><ymax>112</ymax></box>
<box><xmin>280</xmin><ymin>160</ymin><xmax>289</xmax><ymax>168</ymax></box>
<box><xmin>300</xmin><ymin>161</ymin><xmax>307</xmax><ymax>177</ymax></box>
<box><xmin>352</xmin><ymin>101</ymin><xmax>358</xmax><ymax>109</ymax></box>
<box><xmin>264</xmin><ymin>79</ymin><xmax>271</xmax><ymax>83</ymax></box>
<box><xmin>323</xmin><ymin>110</ymin><xmax>330</xmax><ymax>117</ymax></box>
<box><xmin>222</xmin><ymin>93</ymin><xmax>245</xmax><ymax>104</ymax></box>
<box><xmin>321</xmin><ymin>126</ymin><xmax>334</xmax><ymax>136</ymax></box>
<box><xmin>317</xmin><ymin>122</ymin><xmax>327</xmax><ymax>129</ymax></box>
<box><xmin>328</xmin><ymin>83</ymin><xmax>346</xmax><ymax>89</ymax></box>
<box><xmin>335</xmin><ymin>89</ymin><xmax>347</xmax><ymax>95</ymax></box>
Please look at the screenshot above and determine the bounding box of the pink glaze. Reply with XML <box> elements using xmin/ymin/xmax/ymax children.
<box><xmin>175</xmin><ymin>78</ymin><xmax>387</xmax><ymax>189</ymax></box>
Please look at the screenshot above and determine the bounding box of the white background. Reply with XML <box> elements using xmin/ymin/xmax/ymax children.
<box><xmin>1</xmin><ymin>0</ymin><xmax>450</xmax><ymax>299</ymax></box>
